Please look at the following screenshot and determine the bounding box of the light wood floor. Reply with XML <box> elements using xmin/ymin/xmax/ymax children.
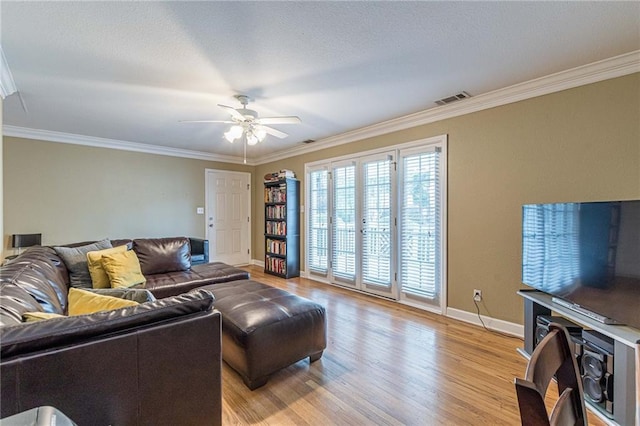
<box><xmin>222</xmin><ymin>266</ymin><xmax>606</xmax><ymax>425</ymax></box>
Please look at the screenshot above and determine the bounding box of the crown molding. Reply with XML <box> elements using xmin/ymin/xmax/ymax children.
<box><xmin>2</xmin><ymin>126</ymin><xmax>254</xmax><ymax>165</ymax></box>
<box><xmin>0</xmin><ymin>46</ymin><xmax>18</xmax><ymax>99</ymax></box>
<box><xmin>2</xmin><ymin>51</ymin><xmax>638</xmax><ymax>166</ymax></box>
<box><xmin>256</xmin><ymin>50</ymin><xmax>640</xmax><ymax>165</ymax></box>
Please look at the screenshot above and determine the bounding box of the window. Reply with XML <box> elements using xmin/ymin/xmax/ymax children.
<box><xmin>305</xmin><ymin>135</ymin><xmax>447</xmax><ymax>312</ymax></box>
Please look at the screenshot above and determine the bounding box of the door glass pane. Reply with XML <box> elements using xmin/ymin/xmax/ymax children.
<box><xmin>400</xmin><ymin>151</ymin><xmax>440</xmax><ymax>300</ymax></box>
<box><xmin>332</xmin><ymin>164</ymin><xmax>356</xmax><ymax>281</ymax></box>
<box><xmin>362</xmin><ymin>158</ymin><xmax>392</xmax><ymax>287</ymax></box>
<box><xmin>308</xmin><ymin>169</ymin><xmax>329</xmax><ymax>273</ymax></box>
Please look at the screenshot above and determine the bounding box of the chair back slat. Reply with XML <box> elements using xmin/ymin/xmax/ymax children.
<box><xmin>515</xmin><ymin>323</ymin><xmax>586</xmax><ymax>426</ymax></box>
<box><xmin>526</xmin><ymin>329</ymin><xmax>565</xmax><ymax>396</ymax></box>
<box><xmin>549</xmin><ymin>387</ymin><xmax>578</xmax><ymax>426</ymax></box>
<box><xmin>515</xmin><ymin>378</ymin><xmax>551</xmax><ymax>426</ymax></box>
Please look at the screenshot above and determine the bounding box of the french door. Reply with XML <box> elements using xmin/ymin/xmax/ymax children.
<box><xmin>327</xmin><ymin>153</ymin><xmax>396</xmax><ymax>298</ymax></box>
<box><xmin>398</xmin><ymin>145</ymin><xmax>443</xmax><ymax>310</ymax></box>
<box><xmin>360</xmin><ymin>153</ymin><xmax>395</xmax><ymax>297</ymax></box>
<box><xmin>306</xmin><ymin>135</ymin><xmax>446</xmax><ymax>312</ymax></box>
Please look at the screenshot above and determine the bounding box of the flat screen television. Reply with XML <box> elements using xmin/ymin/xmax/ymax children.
<box><xmin>522</xmin><ymin>200</ymin><xmax>640</xmax><ymax>329</ymax></box>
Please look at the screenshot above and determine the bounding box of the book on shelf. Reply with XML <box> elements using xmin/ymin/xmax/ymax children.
<box><xmin>263</xmin><ymin>169</ymin><xmax>296</xmax><ymax>183</ymax></box>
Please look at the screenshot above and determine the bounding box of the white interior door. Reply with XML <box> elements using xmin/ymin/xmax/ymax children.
<box><xmin>205</xmin><ymin>169</ymin><xmax>251</xmax><ymax>265</ymax></box>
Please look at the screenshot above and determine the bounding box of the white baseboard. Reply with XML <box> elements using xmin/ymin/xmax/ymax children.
<box><xmin>258</xmin><ymin>265</ymin><xmax>524</xmax><ymax>337</ymax></box>
<box><xmin>252</xmin><ymin>259</ymin><xmax>265</xmax><ymax>268</ymax></box>
<box><xmin>446</xmin><ymin>307</ymin><xmax>524</xmax><ymax>338</ymax></box>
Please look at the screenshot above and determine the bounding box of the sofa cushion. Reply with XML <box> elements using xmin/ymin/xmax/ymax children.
<box><xmin>144</xmin><ymin>262</ymin><xmax>250</xmax><ymax>299</ymax></box>
<box><xmin>87</xmin><ymin>245</ymin><xmax>129</xmax><ymax>289</ymax></box>
<box><xmin>0</xmin><ymin>247</ymin><xmax>70</xmax><ymax>315</ymax></box>
<box><xmin>101</xmin><ymin>250</ymin><xmax>146</xmax><ymax>289</ymax></box>
<box><xmin>54</xmin><ymin>239</ymin><xmax>112</xmax><ymax>288</ymax></box>
<box><xmin>68</xmin><ymin>288</ymin><xmax>139</xmax><ymax>316</ymax></box>
<box><xmin>133</xmin><ymin>237</ymin><xmax>191</xmax><ymax>275</ymax></box>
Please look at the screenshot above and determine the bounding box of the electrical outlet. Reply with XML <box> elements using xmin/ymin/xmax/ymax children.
<box><xmin>473</xmin><ymin>289</ymin><xmax>482</xmax><ymax>302</ymax></box>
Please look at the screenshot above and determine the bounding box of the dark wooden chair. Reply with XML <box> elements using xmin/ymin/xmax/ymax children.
<box><xmin>514</xmin><ymin>323</ymin><xmax>586</xmax><ymax>426</ymax></box>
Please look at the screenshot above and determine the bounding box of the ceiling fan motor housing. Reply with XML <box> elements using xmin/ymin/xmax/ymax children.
<box><xmin>237</xmin><ymin>108</ymin><xmax>258</xmax><ymax>121</ymax></box>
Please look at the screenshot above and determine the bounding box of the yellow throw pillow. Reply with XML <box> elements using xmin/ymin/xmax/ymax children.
<box><xmin>87</xmin><ymin>245</ymin><xmax>129</xmax><ymax>289</ymax></box>
<box><xmin>68</xmin><ymin>288</ymin><xmax>138</xmax><ymax>316</ymax></box>
<box><xmin>101</xmin><ymin>250</ymin><xmax>147</xmax><ymax>289</ymax></box>
<box><xmin>23</xmin><ymin>312</ymin><xmax>65</xmax><ymax>322</ymax></box>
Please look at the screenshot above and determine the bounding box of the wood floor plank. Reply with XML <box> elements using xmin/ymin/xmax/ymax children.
<box><xmin>221</xmin><ymin>266</ymin><xmax>606</xmax><ymax>425</ymax></box>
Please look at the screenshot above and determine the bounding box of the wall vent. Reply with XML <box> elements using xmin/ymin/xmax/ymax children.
<box><xmin>435</xmin><ymin>91</ymin><xmax>471</xmax><ymax>106</ymax></box>
<box><xmin>302</xmin><ymin>139</ymin><xmax>316</xmax><ymax>144</ymax></box>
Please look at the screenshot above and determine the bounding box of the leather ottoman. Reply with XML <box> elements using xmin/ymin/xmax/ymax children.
<box><xmin>195</xmin><ymin>280</ymin><xmax>326</xmax><ymax>390</ymax></box>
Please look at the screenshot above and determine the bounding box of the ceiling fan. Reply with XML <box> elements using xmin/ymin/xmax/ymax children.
<box><xmin>181</xmin><ymin>95</ymin><xmax>301</xmax><ymax>146</ymax></box>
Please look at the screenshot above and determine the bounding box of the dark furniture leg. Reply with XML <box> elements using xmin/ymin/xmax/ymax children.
<box><xmin>309</xmin><ymin>351</ymin><xmax>323</xmax><ymax>362</ymax></box>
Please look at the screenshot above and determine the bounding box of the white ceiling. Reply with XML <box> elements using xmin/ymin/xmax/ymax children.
<box><xmin>2</xmin><ymin>2</ymin><xmax>639</xmax><ymax>164</ymax></box>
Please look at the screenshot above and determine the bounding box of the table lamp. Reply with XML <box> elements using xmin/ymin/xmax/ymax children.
<box><xmin>11</xmin><ymin>233</ymin><xmax>42</xmax><ymax>255</ymax></box>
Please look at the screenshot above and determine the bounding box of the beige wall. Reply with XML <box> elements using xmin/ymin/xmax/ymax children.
<box><xmin>3</xmin><ymin>74</ymin><xmax>638</xmax><ymax>325</ymax></box>
<box><xmin>3</xmin><ymin>137</ymin><xmax>251</xmax><ymax>251</ymax></box>
<box><xmin>253</xmin><ymin>73</ymin><xmax>640</xmax><ymax>324</ymax></box>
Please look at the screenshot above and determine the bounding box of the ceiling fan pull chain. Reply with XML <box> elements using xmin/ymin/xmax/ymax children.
<box><xmin>243</xmin><ymin>138</ymin><xmax>247</xmax><ymax>164</ymax></box>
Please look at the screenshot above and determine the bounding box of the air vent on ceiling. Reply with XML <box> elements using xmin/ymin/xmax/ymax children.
<box><xmin>302</xmin><ymin>139</ymin><xmax>316</xmax><ymax>144</ymax></box>
<box><xmin>435</xmin><ymin>91</ymin><xmax>471</xmax><ymax>106</ymax></box>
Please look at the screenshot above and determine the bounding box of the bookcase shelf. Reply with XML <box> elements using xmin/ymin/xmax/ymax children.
<box><xmin>264</xmin><ymin>178</ymin><xmax>299</xmax><ymax>278</ymax></box>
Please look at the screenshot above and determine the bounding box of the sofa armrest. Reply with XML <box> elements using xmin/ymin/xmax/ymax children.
<box><xmin>1</xmin><ymin>289</ymin><xmax>222</xmax><ymax>425</ymax></box>
<box><xmin>0</xmin><ymin>290</ymin><xmax>213</xmax><ymax>359</ymax></box>
<box><xmin>189</xmin><ymin>237</ymin><xmax>209</xmax><ymax>265</ymax></box>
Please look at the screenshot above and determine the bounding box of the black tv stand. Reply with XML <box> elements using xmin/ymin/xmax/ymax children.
<box><xmin>518</xmin><ymin>289</ymin><xmax>639</xmax><ymax>426</ymax></box>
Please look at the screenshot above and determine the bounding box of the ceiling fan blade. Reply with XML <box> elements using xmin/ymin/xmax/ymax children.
<box><xmin>217</xmin><ymin>104</ymin><xmax>246</xmax><ymax>121</ymax></box>
<box><xmin>259</xmin><ymin>125</ymin><xmax>289</xmax><ymax>139</ymax></box>
<box><xmin>257</xmin><ymin>116</ymin><xmax>301</xmax><ymax>125</ymax></box>
<box><xmin>179</xmin><ymin>120</ymin><xmax>235</xmax><ymax>124</ymax></box>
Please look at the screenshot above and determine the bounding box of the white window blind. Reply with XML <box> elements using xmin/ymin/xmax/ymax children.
<box><xmin>332</xmin><ymin>163</ymin><xmax>356</xmax><ymax>281</ymax></box>
<box><xmin>400</xmin><ymin>149</ymin><xmax>441</xmax><ymax>299</ymax></box>
<box><xmin>362</xmin><ymin>158</ymin><xmax>392</xmax><ymax>286</ymax></box>
<box><xmin>308</xmin><ymin>168</ymin><xmax>329</xmax><ymax>273</ymax></box>
<box><xmin>306</xmin><ymin>135</ymin><xmax>447</xmax><ymax>309</ymax></box>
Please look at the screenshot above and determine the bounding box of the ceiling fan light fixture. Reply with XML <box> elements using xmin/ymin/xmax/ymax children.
<box><xmin>253</xmin><ymin>126</ymin><xmax>267</xmax><ymax>142</ymax></box>
<box><xmin>224</xmin><ymin>125</ymin><xmax>244</xmax><ymax>143</ymax></box>
<box><xmin>246</xmin><ymin>131</ymin><xmax>259</xmax><ymax>146</ymax></box>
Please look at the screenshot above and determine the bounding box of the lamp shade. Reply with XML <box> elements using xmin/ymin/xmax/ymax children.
<box><xmin>12</xmin><ymin>233</ymin><xmax>42</xmax><ymax>248</ymax></box>
<box><xmin>224</xmin><ymin>125</ymin><xmax>244</xmax><ymax>143</ymax></box>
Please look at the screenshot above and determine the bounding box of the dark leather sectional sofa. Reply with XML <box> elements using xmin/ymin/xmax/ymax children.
<box><xmin>0</xmin><ymin>237</ymin><xmax>249</xmax><ymax>425</ymax></box>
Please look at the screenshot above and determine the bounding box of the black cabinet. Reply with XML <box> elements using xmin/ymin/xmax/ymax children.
<box><xmin>264</xmin><ymin>178</ymin><xmax>300</xmax><ymax>278</ymax></box>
